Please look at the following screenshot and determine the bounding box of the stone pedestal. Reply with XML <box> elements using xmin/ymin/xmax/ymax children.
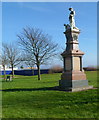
<box><xmin>59</xmin><ymin>27</ymin><xmax>93</xmax><ymax>91</ymax></box>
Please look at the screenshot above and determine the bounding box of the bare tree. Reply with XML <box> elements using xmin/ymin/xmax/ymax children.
<box><xmin>58</xmin><ymin>47</ymin><xmax>66</xmax><ymax>62</ymax></box>
<box><xmin>59</xmin><ymin>54</ymin><xmax>63</xmax><ymax>62</ymax></box>
<box><xmin>17</xmin><ymin>27</ymin><xmax>58</xmax><ymax>80</ymax></box>
<box><xmin>0</xmin><ymin>48</ymin><xmax>8</xmax><ymax>80</ymax></box>
<box><xmin>22</xmin><ymin>53</ymin><xmax>35</xmax><ymax>75</ymax></box>
<box><xmin>3</xmin><ymin>43</ymin><xmax>21</xmax><ymax>78</ymax></box>
<box><xmin>25</xmin><ymin>61</ymin><xmax>35</xmax><ymax>75</ymax></box>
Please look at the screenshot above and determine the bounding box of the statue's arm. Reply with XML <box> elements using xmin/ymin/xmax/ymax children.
<box><xmin>70</xmin><ymin>14</ymin><xmax>73</xmax><ymax>17</ymax></box>
<box><xmin>73</xmin><ymin>11</ymin><xmax>75</xmax><ymax>16</ymax></box>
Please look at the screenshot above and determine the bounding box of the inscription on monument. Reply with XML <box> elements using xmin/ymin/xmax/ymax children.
<box><xmin>73</xmin><ymin>57</ymin><xmax>80</xmax><ymax>71</ymax></box>
<box><xmin>65</xmin><ymin>57</ymin><xmax>71</xmax><ymax>70</ymax></box>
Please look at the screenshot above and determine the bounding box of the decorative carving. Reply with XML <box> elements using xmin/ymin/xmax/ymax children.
<box><xmin>73</xmin><ymin>34</ymin><xmax>78</xmax><ymax>41</ymax></box>
<box><xmin>64</xmin><ymin>24</ymin><xmax>71</xmax><ymax>30</ymax></box>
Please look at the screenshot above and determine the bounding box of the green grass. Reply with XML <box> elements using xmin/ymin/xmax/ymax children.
<box><xmin>2</xmin><ymin>71</ymin><xmax>98</xmax><ymax>118</ymax></box>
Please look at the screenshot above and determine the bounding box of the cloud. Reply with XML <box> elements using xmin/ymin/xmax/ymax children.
<box><xmin>16</xmin><ymin>2</ymin><xmax>55</xmax><ymax>13</ymax></box>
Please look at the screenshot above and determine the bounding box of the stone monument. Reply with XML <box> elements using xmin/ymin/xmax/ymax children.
<box><xmin>59</xmin><ymin>8</ymin><xmax>93</xmax><ymax>91</ymax></box>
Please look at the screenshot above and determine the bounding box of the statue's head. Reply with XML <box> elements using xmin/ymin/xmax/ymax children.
<box><xmin>69</xmin><ymin>7</ymin><xmax>73</xmax><ymax>11</ymax></box>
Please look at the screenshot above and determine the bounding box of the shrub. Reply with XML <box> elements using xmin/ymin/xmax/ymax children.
<box><xmin>49</xmin><ymin>65</ymin><xmax>63</xmax><ymax>73</ymax></box>
<box><xmin>83</xmin><ymin>67</ymin><xmax>97</xmax><ymax>71</ymax></box>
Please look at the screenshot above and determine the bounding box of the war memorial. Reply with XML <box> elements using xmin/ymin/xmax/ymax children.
<box><xmin>59</xmin><ymin>8</ymin><xmax>93</xmax><ymax>92</ymax></box>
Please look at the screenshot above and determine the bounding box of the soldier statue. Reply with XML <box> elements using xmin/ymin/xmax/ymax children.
<box><xmin>69</xmin><ymin>7</ymin><xmax>75</xmax><ymax>29</ymax></box>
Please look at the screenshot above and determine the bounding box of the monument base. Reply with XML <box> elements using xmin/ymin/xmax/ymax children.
<box><xmin>61</xmin><ymin>71</ymin><xmax>87</xmax><ymax>81</ymax></box>
<box><xmin>59</xmin><ymin>79</ymin><xmax>93</xmax><ymax>92</ymax></box>
<box><xmin>59</xmin><ymin>85</ymin><xmax>93</xmax><ymax>92</ymax></box>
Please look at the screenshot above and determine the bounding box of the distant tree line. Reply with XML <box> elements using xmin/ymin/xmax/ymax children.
<box><xmin>83</xmin><ymin>67</ymin><xmax>98</xmax><ymax>71</ymax></box>
<box><xmin>49</xmin><ymin>65</ymin><xmax>63</xmax><ymax>74</ymax></box>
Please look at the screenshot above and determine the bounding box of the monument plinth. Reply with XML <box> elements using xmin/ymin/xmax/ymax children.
<box><xmin>59</xmin><ymin>8</ymin><xmax>93</xmax><ymax>91</ymax></box>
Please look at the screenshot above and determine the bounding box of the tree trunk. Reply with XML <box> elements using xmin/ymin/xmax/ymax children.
<box><xmin>31</xmin><ymin>67</ymin><xmax>34</xmax><ymax>76</ymax></box>
<box><xmin>3</xmin><ymin>65</ymin><xmax>6</xmax><ymax>80</ymax></box>
<box><xmin>37</xmin><ymin>64</ymin><xmax>41</xmax><ymax>80</ymax></box>
<box><xmin>12</xmin><ymin>65</ymin><xmax>14</xmax><ymax>78</ymax></box>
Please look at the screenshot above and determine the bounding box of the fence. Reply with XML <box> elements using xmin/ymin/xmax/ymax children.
<box><xmin>1</xmin><ymin>71</ymin><xmax>12</xmax><ymax>75</ymax></box>
<box><xmin>1</xmin><ymin>69</ymin><xmax>49</xmax><ymax>76</ymax></box>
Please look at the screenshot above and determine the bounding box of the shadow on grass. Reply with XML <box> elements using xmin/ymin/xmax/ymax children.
<box><xmin>2</xmin><ymin>86</ymin><xmax>59</xmax><ymax>92</ymax></box>
<box><xmin>1</xmin><ymin>87</ymin><xmax>97</xmax><ymax>92</ymax></box>
<box><xmin>2</xmin><ymin>118</ymin><xmax>99</xmax><ymax>120</ymax></box>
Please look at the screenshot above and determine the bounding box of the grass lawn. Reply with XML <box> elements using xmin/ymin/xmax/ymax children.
<box><xmin>2</xmin><ymin>71</ymin><xmax>98</xmax><ymax>118</ymax></box>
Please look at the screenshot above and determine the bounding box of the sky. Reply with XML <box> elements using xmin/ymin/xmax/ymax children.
<box><xmin>1</xmin><ymin>0</ymin><xmax>98</xmax><ymax>2</ymax></box>
<box><xmin>2</xmin><ymin>2</ymin><xmax>97</xmax><ymax>68</ymax></box>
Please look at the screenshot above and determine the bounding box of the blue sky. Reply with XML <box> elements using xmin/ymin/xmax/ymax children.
<box><xmin>2</xmin><ymin>2</ymin><xmax>97</xmax><ymax>68</ymax></box>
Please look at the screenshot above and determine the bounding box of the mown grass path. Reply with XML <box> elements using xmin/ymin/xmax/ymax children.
<box><xmin>2</xmin><ymin>71</ymin><xmax>98</xmax><ymax>118</ymax></box>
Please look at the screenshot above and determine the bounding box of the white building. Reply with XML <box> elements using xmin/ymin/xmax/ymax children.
<box><xmin>0</xmin><ymin>65</ymin><xmax>18</xmax><ymax>71</ymax></box>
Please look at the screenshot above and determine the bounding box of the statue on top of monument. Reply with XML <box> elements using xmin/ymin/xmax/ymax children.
<box><xmin>64</xmin><ymin>7</ymin><xmax>79</xmax><ymax>31</ymax></box>
<box><xmin>69</xmin><ymin>7</ymin><xmax>75</xmax><ymax>29</ymax></box>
